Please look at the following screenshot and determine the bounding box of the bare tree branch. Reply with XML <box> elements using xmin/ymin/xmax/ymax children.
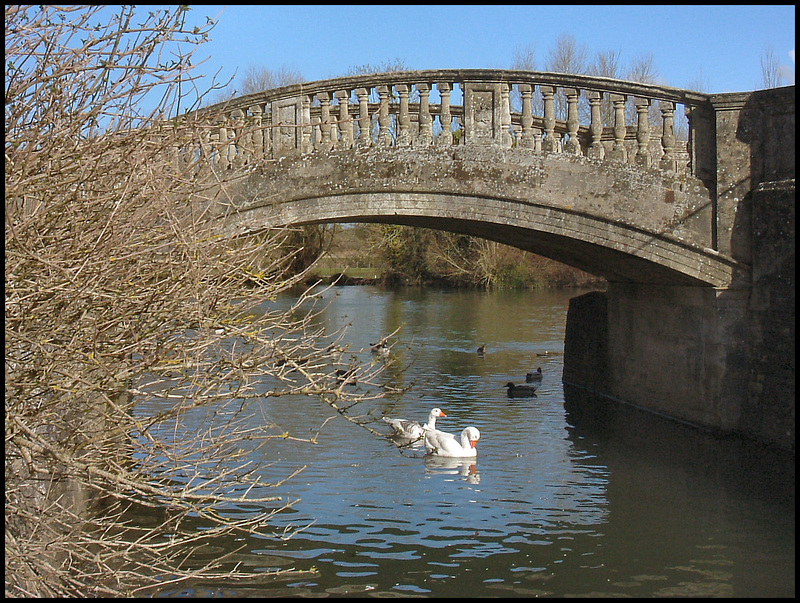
<box><xmin>5</xmin><ymin>5</ymin><xmax>391</xmax><ymax>596</ymax></box>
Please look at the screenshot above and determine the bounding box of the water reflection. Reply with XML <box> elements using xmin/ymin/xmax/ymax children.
<box><xmin>425</xmin><ymin>455</ymin><xmax>481</xmax><ymax>484</ymax></box>
<box><xmin>140</xmin><ymin>286</ymin><xmax>793</xmax><ymax>598</ymax></box>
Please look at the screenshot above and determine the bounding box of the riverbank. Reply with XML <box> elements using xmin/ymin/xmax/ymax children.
<box><xmin>309</xmin><ymin>224</ymin><xmax>607</xmax><ymax>290</ymax></box>
<box><xmin>305</xmin><ymin>266</ymin><xmax>451</xmax><ymax>287</ymax></box>
<box><xmin>305</xmin><ymin>269</ymin><xmax>607</xmax><ymax>289</ymax></box>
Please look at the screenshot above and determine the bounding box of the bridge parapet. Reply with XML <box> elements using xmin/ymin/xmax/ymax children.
<box><xmin>184</xmin><ymin>70</ymin><xmax>710</xmax><ymax>179</ymax></box>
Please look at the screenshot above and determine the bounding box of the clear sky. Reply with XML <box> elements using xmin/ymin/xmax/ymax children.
<box><xmin>180</xmin><ymin>4</ymin><xmax>795</xmax><ymax>94</ymax></box>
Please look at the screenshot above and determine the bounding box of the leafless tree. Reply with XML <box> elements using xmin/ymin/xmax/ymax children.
<box><xmin>344</xmin><ymin>57</ymin><xmax>410</xmax><ymax>77</ymax></box>
<box><xmin>510</xmin><ymin>44</ymin><xmax>541</xmax><ymax>114</ymax></box>
<box><xmin>626</xmin><ymin>53</ymin><xmax>659</xmax><ymax>85</ymax></box>
<box><xmin>5</xmin><ymin>5</ymin><xmax>389</xmax><ymax>597</ymax></box>
<box><xmin>545</xmin><ymin>34</ymin><xmax>589</xmax><ymax>121</ymax></box>
<box><xmin>592</xmin><ymin>49</ymin><xmax>623</xmax><ymax>80</ymax></box>
<box><xmin>546</xmin><ymin>33</ymin><xmax>589</xmax><ymax>75</ymax></box>
<box><xmin>512</xmin><ymin>44</ymin><xmax>538</xmax><ymax>71</ymax></box>
<box><xmin>760</xmin><ymin>45</ymin><xmax>792</xmax><ymax>89</ymax></box>
<box><xmin>624</xmin><ymin>53</ymin><xmax>662</xmax><ymax>125</ymax></box>
<box><xmin>589</xmin><ymin>49</ymin><xmax>625</xmax><ymax>126</ymax></box>
<box><xmin>213</xmin><ymin>64</ymin><xmax>305</xmax><ymax>103</ymax></box>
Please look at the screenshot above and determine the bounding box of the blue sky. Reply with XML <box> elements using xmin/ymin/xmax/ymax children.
<box><xmin>181</xmin><ymin>5</ymin><xmax>795</xmax><ymax>94</ymax></box>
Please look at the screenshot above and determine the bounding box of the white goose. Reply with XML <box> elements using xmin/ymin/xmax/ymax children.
<box><xmin>383</xmin><ymin>407</ymin><xmax>447</xmax><ymax>440</ymax></box>
<box><xmin>424</xmin><ymin>426</ymin><xmax>480</xmax><ymax>458</ymax></box>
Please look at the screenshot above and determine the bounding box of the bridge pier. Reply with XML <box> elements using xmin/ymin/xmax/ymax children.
<box><xmin>565</xmin><ymin>274</ymin><xmax>792</xmax><ymax>451</ymax></box>
<box><xmin>565</xmin><ymin>282</ymin><xmax>750</xmax><ymax>428</ymax></box>
<box><xmin>565</xmin><ymin>177</ymin><xmax>794</xmax><ymax>451</ymax></box>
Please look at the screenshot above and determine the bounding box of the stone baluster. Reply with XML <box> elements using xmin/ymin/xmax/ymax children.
<box><xmin>500</xmin><ymin>83</ymin><xmax>513</xmax><ymax>148</ymax></box>
<box><xmin>174</xmin><ymin>133</ymin><xmax>190</xmax><ymax>172</ymax></box>
<box><xmin>540</xmin><ymin>85</ymin><xmax>557</xmax><ymax>152</ymax></box>
<box><xmin>189</xmin><ymin>133</ymin><xmax>201</xmax><ymax>172</ymax></box>
<box><xmin>608</xmin><ymin>93</ymin><xmax>628</xmax><ymax>162</ymax></box>
<box><xmin>586</xmin><ymin>91</ymin><xmax>604</xmax><ymax>159</ymax></box>
<box><xmin>249</xmin><ymin>104</ymin><xmax>264</xmax><ymax>159</ymax></box>
<box><xmin>416</xmin><ymin>82</ymin><xmax>433</xmax><ymax>145</ymax></box>
<box><xmin>634</xmin><ymin>96</ymin><xmax>651</xmax><ymax>167</ymax></box>
<box><xmin>377</xmin><ymin>85</ymin><xmax>392</xmax><ymax>147</ymax></box>
<box><xmin>684</xmin><ymin>105</ymin><xmax>694</xmax><ymax>175</ymax></box>
<box><xmin>311</xmin><ymin>115</ymin><xmax>321</xmax><ymax>151</ymax></box>
<box><xmin>230</xmin><ymin>109</ymin><xmax>246</xmax><ymax>166</ymax></box>
<box><xmin>329</xmin><ymin>95</ymin><xmax>341</xmax><ymax>148</ymax></box>
<box><xmin>209</xmin><ymin>118</ymin><xmax>221</xmax><ymax>168</ymax></box>
<box><xmin>437</xmin><ymin>82</ymin><xmax>453</xmax><ymax>146</ymax></box>
<box><xmin>263</xmin><ymin>106</ymin><xmax>272</xmax><ymax>159</ymax></box>
<box><xmin>563</xmin><ymin>87</ymin><xmax>581</xmax><ymax>154</ymax></box>
<box><xmin>335</xmin><ymin>90</ymin><xmax>354</xmax><ymax>149</ymax></box>
<box><xmin>396</xmin><ymin>84</ymin><xmax>410</xmax><ymax>146</ymax></box>
<box><xmin>659</xmin><ymin>100</ymin><xmax>678</xmax><ymax>172</ymax></box>
<box><xmin>227</xmin><ymin>112</ymin><xmax>239</xmax><ymax>167</ymax></box>
<box><xmin>198</xmin><ymin>124</ymin><xmax>212</xmax><ymax>164</ymax></box>
<box><xmin>300</xmin><ymin>95</ymin><xmax>312</xmax><ymax>154</ymax></box>
<box><xmin>356</xmin><ymin>88</ymin><xmax>372</xmax><ymax>147</ymax></box>
<box><xmin>228</xmin><ymin>109</ymin><xmax>248</xmax><ymax>166</ymax></box>
<box><xmin>519</xmin><ymin>84</ymin><xmax>535</xmax><ymax>149</ymax></box>
<box><xmin>216</xmin><ymin>115</ymin><xmax>230</xmax><ymax>169</ymax></box>
<box><xmin>534</xmin><ymin>127</ymin><xmax>543</xmax><ymax>153</ymax></box>
<box><xmin>318</xmin><ymin>91</ymin><xmax>333</xmax><ymax>151</ymax></box>
<box><xmin>208</xmin><ymin>130</ymin><xmax>219</xmax><ymax>167</ymax></box>
<box><xmin>165</xmin><ymin>127</ymin><xmax>180</xmax><ymax>169</ymax></box>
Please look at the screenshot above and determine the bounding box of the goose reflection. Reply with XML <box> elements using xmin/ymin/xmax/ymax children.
<box><xmin>424</xmin><ymin>455</ymin><xmax>480</xmax><ymax>484</ymax></box>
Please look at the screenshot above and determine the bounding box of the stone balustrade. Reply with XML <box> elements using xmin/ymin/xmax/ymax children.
<box><xmin>176</xmin><ymin>69</ymin><xmax>712</xmax><ymax>179</ymax></box>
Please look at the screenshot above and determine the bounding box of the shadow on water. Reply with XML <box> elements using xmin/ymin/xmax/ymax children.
<box><xmin>563</xmin><ymin>383</ymin><xmax>795</xmax><ymax>500</ymax></box>
<box><xmin>562</xmin><ymin>384</ymin><xmax>795</xmax><ymax>598</ymax></box>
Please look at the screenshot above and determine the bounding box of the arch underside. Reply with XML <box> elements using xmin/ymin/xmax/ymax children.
<box><xmin>219</xmin><ymin>192</ymin><xmax>738</xmax><ymax>287</ymax></box>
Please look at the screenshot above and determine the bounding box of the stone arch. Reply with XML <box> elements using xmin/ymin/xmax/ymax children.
<box><xmin>215</xmin><ymin>146</ymin><xmax>739</xmax><ymax>287</ymax></box>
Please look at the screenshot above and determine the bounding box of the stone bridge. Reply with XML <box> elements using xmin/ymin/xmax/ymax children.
<box><xmin>173</xmin><ymin>70</ymin><xmax>794</xmax><ymax>450</ymax></box>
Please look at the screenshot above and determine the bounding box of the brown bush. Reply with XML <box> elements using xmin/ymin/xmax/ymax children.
<box><xmin>5</xmin><ymin>6</ymin><xmax>388</xmax><ymax>596</ymax></box>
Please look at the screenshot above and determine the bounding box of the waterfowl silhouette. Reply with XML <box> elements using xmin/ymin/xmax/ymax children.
<box><xmin>334</xmin><ymin>368</ymin><xmax>357</xmax><ymax>386</ymax></box>
<box><xmin>383</xmin><ymin>407</ymin><xmax>447</xmax><ymax>440</ymax></box>
<box><xmin>505</xmin><ymin>381</ymin><xmax>538</xmax><ymax>398</ymax></box>
<box><xmin>477</xmin><ymin>344</ymin><xmax>487</xmax><ymax>356</ymax></box>
<box><xmin>526</xmin><ymin>367</ymin><xmax>543</xmax><ymax>384</ymax></box>
<box><xmin>370</xmin><ymin>340</ymin><xmax>390</xmax><ymax>357</ymax></box>
<box><xmin>424</xmin><ymin>426</ymin><xmax>480</xmax><ymax>458</ymax></box>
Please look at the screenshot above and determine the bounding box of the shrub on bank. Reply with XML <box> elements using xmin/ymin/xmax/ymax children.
<box><xmin>310</xmin><ymin>224</ymin><xmax>604</xmax><ymax>289</ymax></box>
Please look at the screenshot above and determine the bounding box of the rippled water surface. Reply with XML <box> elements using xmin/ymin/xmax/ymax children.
<box><xmin>146</xmin><ymin>286</ymin><xmax>794</xmax><ymax>597</ymax></box>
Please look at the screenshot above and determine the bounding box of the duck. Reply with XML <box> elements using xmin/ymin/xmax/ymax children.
<box><xmin>477</xmin><ymin>344</ymin><xmax>487</xmax><ymax>356</ymax></box>
<box><xmin>383</xmin><ymin>407</ymin><xmax>447</xmax><ymax>440</ymax></box>
<box><xmin>505</xmin><ymin>381</ymin><xmax>538</xmax><ymax>398</ymax></box>
<box><xmin>370</xmin><ymin>340</ymin><xmax>390</xmax><ymax>357</ymax></box>
<box><xmin>334</xmin><ymin>368</ymin><xmax>357</xmax><ymax>386</ymax></box>
<box><xmin>424</xmin><ymin>426</ymin><xmax>480</xmax><ymax>458</ymax></box>
<box><xmin>526</xmin><ymin>367</ymin><xmax>543</xmax><ymax>384</ymax></box>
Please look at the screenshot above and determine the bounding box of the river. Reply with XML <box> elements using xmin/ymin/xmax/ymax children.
<box><xmin>143</xmin><ymin>285</ymin><xmax>794</xmax><ymax>597</ymax></box>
